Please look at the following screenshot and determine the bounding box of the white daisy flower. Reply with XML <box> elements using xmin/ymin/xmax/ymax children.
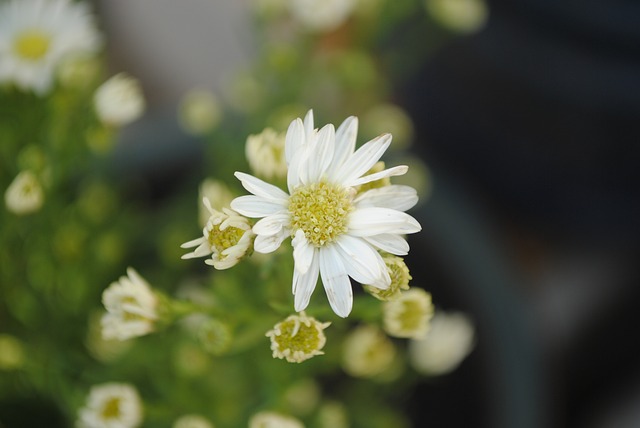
<box><xmin>266</xmin><ymin>312</ymin><xmax>331</xmax><ymax>363</ymax></box>
<box><xmin>230</xmin><ymin>110</ymin><xmax>421</xmax><ymax>317</ymax></box>
<box><xmin>101</xmin><ymin>268</ymin><xmax>158</xmax><ymax>341</ymax></box>
<box><xmin>181</xmin><ymin>198</ymin><xmax>254</xmax><ymax>270</ymax></box>
<box><xmin>4</xmin><ymin>170</ymin><xmax>44</xmax><ymax>215</ymax></box>
<box><xmin>0</xmin><ymin>0</ymin><xmax>101</xmax><ymax>95</ymax></box>
<box><xmin>94</xmin><ymin>73</ymin><xmax>145</xmax><ymax>127</ymax></box>
<box><xmin>76</xmin><ymin>382</ymin><xmax>143</xmax><ymax>428</ymax></box>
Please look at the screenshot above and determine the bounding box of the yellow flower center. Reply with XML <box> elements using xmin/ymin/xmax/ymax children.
<box><xmin>288</xmin><ymin>181</ymin><xmax>353</xmax><ymax>247</ymax></box>
<box><xmin>14</xmin><ymin>30</ymin><xmax>51</xmax><ymax>61</ymax></box>
<box><xmin>274</xmin><ymin>317</ymin><xmax>323</xmax><ymax>355</ymax></box>
<box><xmin>207</xmin><ymin>225</ymin><xmax>246</xmax><ymax>256</ymax></box>
<box><xmin>101</xmin><ymin>397</ymin><xmax>121</xmax><ymax>419</ymax></box>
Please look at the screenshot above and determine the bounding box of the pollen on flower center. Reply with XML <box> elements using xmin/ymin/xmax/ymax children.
<box><xmin>208</xmin><ymin>225</ymin><xmax>246</xmax><ymax>256</ymax></box>
<box><xmin>288</xmin><ymin>181</ymin><xmax>353</xmax><ymax>247</ymax></box>
<box><xmin>14</xmin><ymin>30</ymin><xmax>51</xmax><ymax>61</ymax></box>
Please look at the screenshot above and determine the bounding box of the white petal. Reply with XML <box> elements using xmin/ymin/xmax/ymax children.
<box><xmin>348</xmin><ymin>207</ymin><xmax>422</xmax><ymax>236</ymax></box>
<box><xmin>348</xmin><ymin>165</ymin><xmax>408</xmax><ymax>187</ymax></box>
<box><xmin>230</xmin><ymin>195</ymin><xmax>285</xmax><ymax>218</ymax></box>
<box><xmin>293</xmin><ymin>251</ymin><xmax>320</xmax><ymax>312</ymax></box>
<box><xmin>335</xmin><ymin>235</ymin><xmax>390</xmax><ymax>287</ymax></box>
<box><xmin>334</xmin><ymin>134</ymin><xmax>392</xmax><ymax>185</ymax></box>
<box><xmin>234</xmin><ymin>172</ymin><xmax>289</xmax><ymax>202</ymax></box>
<box><xmin>180</xmin><ymin>237</ymin><xmax>205</xmax><ymax>249</ymax></box>
<box><xmin>363</xmin><ymin>234</ymin><xmax>410</xmax><ymax>256</ymax></box>
<box><xmin>292</xmin><ymin>230</ymin><xmax>314</xmax><ymax>275</ymax></box>
<box><xmin>319</xmin><ymin>246</ymin><xmax>353</xmax><ymax>318</ymax></box>
<box><xmin>303</xmin><ymin>109</ymin><xmax>315</xmax><ymax>141</ymax></box>
<box><xmin>202</xmin><ymin>197</ymin><xmax>215</xmax><ymax>214</ymax></box>
<box><xmin>181</xmin><ymin>241</ymin><xmax>212</xmax><ymax>259</ymax></box>
<box><xmin>253</xmin><ymin>213</ymin><xmax>290</xmax><ymax>236</ymax></box>
<box><xmin>285</xmin><ymin>118</ymin><xmax>305</xmax><ymax>165</ymax></box>
<box><xmin>354</xmin><ymin>185</ymin><xmax>419</xmax><ymax>212</ymax></box>
<box><xmin>331</xmin><ymin>116</ymin><xmax>358</xmax><ymax>172</ymax></box>
<box><xmin>254</xmin><ymin>229</ymin><xmax>288</xmax><ymax>253</ymax></box>
<box><xmin>287</xmin><ymin>146</ymin><xmax>308</xmax><ymax>192</ymax></box>
<box><xmin>307</xmin><ymin>124</ymin><xmax>335</xmax><ymax>182</ymax></box>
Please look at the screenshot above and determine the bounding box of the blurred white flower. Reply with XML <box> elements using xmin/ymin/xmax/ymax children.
<box><xmin>283</xmin><ymin>379</ymin><xmax>321</xmax><ymax>416</ymax></box>
<box><xmin>245</xmin><ymin>128</ymin><xmax>287</xmax><ymax>181</ymax></box>
<box><xmin>249</xmin><ymin>411</ymin><xmax>304</xmax><ymax>428</ymax></box>
<box><xmin>85</xmin><ymin>311</ymin><xmax>132</xmax><ymax>363</ymax></box>
<box><xmin>94</xmin><ymin>73</ymin><xmax>145</xmax><ymax>126</ymax></box>
<box><xmin>231</xmin><ymin>110</ymin><xmax>421</xmax><ymax>317</ymax></box>
<box><xmin>173</xmin><ymin>414</ymin><xmax>215</xmax><ymax>428</ymax></box>
<box><xmin>178</xmin><ymin>89</ymin><xmax>222</xmax><ymax>136</ymax></box>
<box><xmin>342</xmin><ymin>324</ymin><xmax>396</xmax><ymax>378</ymax></box>
<box><xmin>4</xmin><ymin>170</ymin><xmax>44</xmax><ymax>215</ymax></box>
<box><xmin>0</xmin><ymin>334</ymin><xmax>25</xmax><ymax>370</ymax></box>
<box><xmin>101</xmin><ymin>268</ymin><xmax>158</xmax><ymax>341</ymax></box>
<box><xmin>316</xmin><ymin>401</ymin><xmax>349</xmax><ymax>428</ymax></box>
<box><xmin>409</xmin><ymin>310</ymin><xmax>475</xmax><ymax>375</ymax></box>
<box><xmin>0</xmin><ymin>0</ymin><xmax>101</xmax><ymax>95</ymax></box>
<box><xmin>57</xmin><ymin>55</ymin><xmax>99</xmax><ymax>88</ymax></box>
<box><xmin>266</xmin><ymin>312</ymin><xmax>331</xmax><ymax>363</ymax></box>
<box><xmin>425</xmin><ymin>0</ymin><xmax>488</xmax><ymax>33</ymax></box>
<box><xmin>76</xmin><ymin>382</ymin><xmax>143</xmax><ymax>428</ymax></box>
<box><xmin>383</xmin><ymin>288</ymin><xmax>434</xmax><ymax>339</ymax></box>
<box><xmin>362</xmin><ymin>104</ymin><xmax>414</xmax><ymax>150</ymax></box>
<box><xmin>289</xmin><ymin>0</ymin><xmax>356</xmax><ymax>32</ymax></box>
<box><xmin>181</xmin><ymin>198</ymin><xmax>254</xmax><ymax>270</ymax></box>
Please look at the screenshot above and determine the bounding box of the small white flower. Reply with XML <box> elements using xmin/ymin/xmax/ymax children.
<box><xmin>4</xmin><ymin>170</ymin><xmax>44</xmax><ymax>215</ymax></box>
<box><xmin>231</xmin><ymin>110</ymin><xmax>421</xmax><ymax>317</ymax></box>
<box><xmin>409</xmin><ymin>310</ymin><xmax>475</xmax><ymax>375</ymax></box>
<box><xmin>341</xmin><ymin>324</ymin><xmax>396</xmax><ymax>378</ymax></box>
<box><xmin>76</xmin><ymin>382</ymin><xmax>143</xmax><ymax>428</ymax></box>
<box><xmin>266</xmin><ymin>312</ymin><xmax>331</xmax><ymax>363</ymax></box>
<box><xmin>289</xmin><ymin>0</ymin><xmax>356</xmax><ymax>32</ymax></box>
<box><xmin>173</xmin><ymin>414</ymin><xmax>215</xmax><ymax>428</ymax></box>
<box><xmin>249</xmin><ymin>411</ymin><xmax>304</xmax><ymax>428</ymax></box>
<box><xmin>181</xmin><ymin>198</ymin><xmax>254</xmax><ymax>269</ymax></box>
<box><xmin>178</xmin><ymin>89</ymin><xmax>222</xmax><ymax>135</ymax></box>
<box><xmin>0</xmin><ymin>0</ymin><xmax>101</xmax><ymax>95</ymax></box>
<box><xmin>383</xmin><ymin>288</ymin><xmax>434</xmax><ymax>339</ymax></box>
<box><xmin>101</xmin><ymin>268</ymin><xmax>158</xmax><ymax>341</ymax></box>
<box><xmin>94</xmin><ymin>73</ymin><xmax>145</xmax><ymax>126</ymax></box>
<box><xmin>245</xmin><ymin>128</ymin><xmax>287</xmax><ymax>181</ymax></box>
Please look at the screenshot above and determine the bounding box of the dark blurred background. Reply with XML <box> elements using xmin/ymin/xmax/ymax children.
<box><xmin>95</xmin><ymin>1</ymin><xmax>640</xmax><ymax>427</ymax></box>
<box><xmin>401</xmin><ymin>1</ymin><xmax>640</xmax><ymax>427</ymax></box>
